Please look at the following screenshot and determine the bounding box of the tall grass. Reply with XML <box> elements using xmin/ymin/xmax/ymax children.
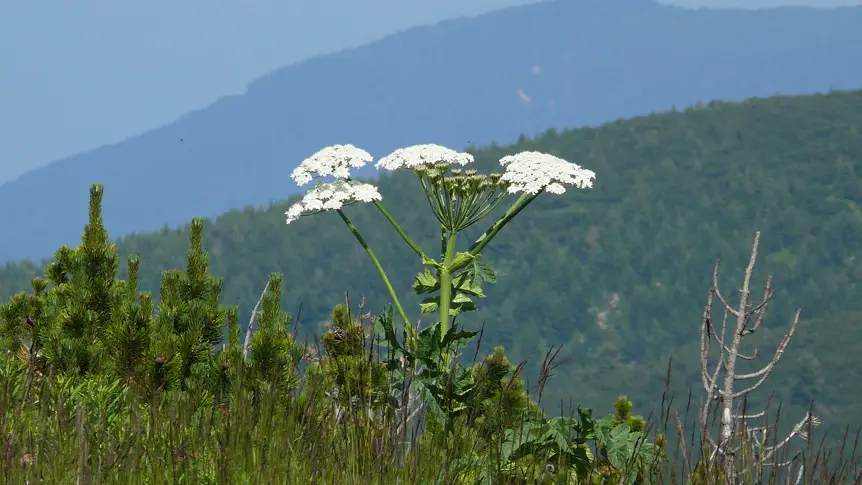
<box><xmin>1</xmin><ymin>335</ymin><xmax>858</xmax><ymax>484</ymax></box>
<box><xmin>0</xmin><ymin>187</ymin><xmax>857</xmax><ymax>484</ymax></box>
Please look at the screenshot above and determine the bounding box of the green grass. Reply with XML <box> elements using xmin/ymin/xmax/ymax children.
<box><xmin>1</xmin><ymin>338</ymin><xmax>859</xmax><ymax>484</ymax></box>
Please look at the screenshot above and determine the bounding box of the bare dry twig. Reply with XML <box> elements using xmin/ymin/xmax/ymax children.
<box><xmin>698</xmin><ymin>232</ymin><xmax>816</xmax><ymax>481</ymax></box>
<box><xmin>243</xmin><ymin>280</ymin><xmax>270</xmax><ymax>360</ymax></box>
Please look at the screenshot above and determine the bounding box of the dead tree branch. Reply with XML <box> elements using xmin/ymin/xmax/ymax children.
<box><xmin>698</xmin><ymin>231</ymin><xmax>817</xmax><ymax>481</ymax></box>
<box><xmin>243</xmin><ymin>280</ymin><xmax>270</xmax><ymax>360</ymax></box>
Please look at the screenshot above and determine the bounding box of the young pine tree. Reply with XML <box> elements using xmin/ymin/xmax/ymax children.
<box><xmin>246</xmin><ymin>272</ymin><xmax>304</xmax><ymax>395</ymax></box>
<box><xmin>147</xmin><ymin>218</ymin><xmax>232</xmax><ymax>394</ymax></box>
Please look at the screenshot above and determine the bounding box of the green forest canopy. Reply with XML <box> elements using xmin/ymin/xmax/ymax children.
<box><xmin>2</xmin><ymin>89</ymin><xmax>861</xmax><ymax>433</ymax></box>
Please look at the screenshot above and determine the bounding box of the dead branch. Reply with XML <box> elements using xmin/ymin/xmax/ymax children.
<box><xmin>697</xmin><ymin>231</ymin><xmax>817</xmax><ymax>481</ymax></box>
<box><xmin>243</xmin><ymin>280</ymin><xmax>270</xmax><ymax>360</ymax></box>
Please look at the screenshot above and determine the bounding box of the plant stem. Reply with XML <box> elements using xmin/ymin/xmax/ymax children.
<box><xmin>335</xmin><ymin>209</ymin><xmax>412</xmax><ymax>335</ymax></box>
<box><xmin>372</xmin><ymin>201</ymin><xmax>425</xmax><ymax>259</ymax></box>
<box><xmin>468</xmin><ymin>191</ymin><xmax>541</xmax><ymax>257</ymax></box>
<box><xmin>438</xmin><ymin>230</ymin><xmax>458</xmax><ymax>340</ymax></box>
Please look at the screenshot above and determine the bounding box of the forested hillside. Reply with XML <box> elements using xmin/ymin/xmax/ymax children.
<box><xmin>2</xmin><ymin>90</ymin><xmax>861</xmax><ymax>432</ymax></box>
<box><xmin>2</xmin><ymin>0</ymin><xmax>862</xmax><ymax>262</ymax></box>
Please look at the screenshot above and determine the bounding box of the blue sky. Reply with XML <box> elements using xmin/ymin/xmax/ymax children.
<box><xmin>2</xmin><ymin>0</ymin><xmax>860</xmax><ymax>186</ymax></box>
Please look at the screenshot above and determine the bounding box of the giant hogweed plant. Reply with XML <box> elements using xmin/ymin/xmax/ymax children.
<box><xmin>286</xmin><ymin>144</ymin><xmax>594</xmax><ymax>348</ymax></box>
<box><xmin>283</xmin><ymin>144</ymin><xmax>598</xmax><ymax>452</ymax></box>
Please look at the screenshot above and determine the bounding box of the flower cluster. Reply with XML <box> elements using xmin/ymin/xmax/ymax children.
<box><xmin>290</xmin><ymin>144</ymin><xmax>373</xmax><ymax>186</ymax></box>
<box><xmin>376</xmin><ymin>144</ymin><xmax>473</xmax><ymax>171</ymax></box>
<box><xmin>411</xmin><ymin>164</ymin><xmax>510</xmax><ymax>231</ymax></box>
<box><xmin>284</xmin><ymin>144</ymin><xmax>595</xmax><ymax>225</ymax></box>
<box><xmin>285</xmin><ymin>180</ymin><xmax>382</xmax><ymax>224</ymax></box>
<box><xmin>418</xmin><ymin>167</ymin><xmax>504</xmax><ymax>196</ymax></box>
<box><xmin>499</xmin><ymin>151</ymin><xmax>595</xmax><ymax>195</ymax></box>
<box><xmin>286</xmin><ymin>144</ymin><xmax>379</xmax><ymax>224</ymax></box>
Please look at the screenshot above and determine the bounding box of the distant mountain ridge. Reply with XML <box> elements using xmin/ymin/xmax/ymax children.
<box><xmin>3</xmin><ymin>0</ymin><xmax>862</xmax><ymax>262</ymax></box>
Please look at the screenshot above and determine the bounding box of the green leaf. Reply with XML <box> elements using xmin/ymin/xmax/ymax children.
<box><xmin>453</xmin><ymin>276</ymin><xmax>486</xmax><ymax>298</ymax></box>
<box><xmin>417</xmin><ymin>321</ymin><xmax>441</xmax><ymax>340</ymax></box>
<box><xmin>541</xmin><ymin>424</ymin><xmax>572</xmax><ymax>453</ymax></box>
<box><xmin>419</xmin><ymin>296</ymin><xmax>439</xmax><ymax>314</ymax></box>
<box><xmin>424</xmin><ymin>391</ymin><xmax>445</xmax><ymax>420</ymax></box>
<box><xmin>606</xmin><ymin>444</ymin><xmax>632</xmax><ymax>472</ymax></box>
<box><xmin>566</xmin><ymin>444</ymin><xmax>594</xmax><ymax>480</ymax></box>
<box><xmin>577</xmin><ymin>406</ymin><xmax>596</xmax><ymax>439</ymax></box>
<box><xmin>501</xmin><ymin>420</ymin><xmax>543</xmax><ymax>463</ymax></box>
<box><xmin>441</xmin><ymin>326</ymin><xmax>479</xmax><ymax>347</ymax></box>
<box><xmin>595</xmin><ymin>415</ymin><xmax>615</xmax><ymax>444</ymax></box>
<box><xmin>422</xmin><ymin>255</ymin><xmax>442</xmax><ymax>269</ymax></box>
<box><xmin>466</xmin><ymin>259</ymin><xmax>497</xmax><ymax>286</ymax></box>
<box><xmin>375</xmin><ymin>305</ymin><xmax>404</xmax><ymax>354</ymax></box>
<box><xmin>611</xmin><ymin>423</ymin><xmax>631</xmax><ymax>442</ymax></box>
<box><xmin>449</xmin><ymin>298</ymin><xmax>477</xmax><ymax>316</ymax></box>
<box><xmin>412</xmin><ymin>269</ymin><xmax>440</xmax><ymax>295</ymax></box>
<box><xmin>416</xmin><ymin>323</ymin><xmax>444</xmax><ymax>361</ymax></box>
<box><xmin>421</xmin><ymin>293</ymin><xmax>478</xmax><ymax>316</ymax></box>
<box><xmin>540</xmin><ymin>417</ymin><xmax>583</xmax><ymax>454</ymax></box>
<box><xmin>606</xmin><ymin>424</ymin><xmax>635</xmax><ymax>470</ymax></box>
<box><xmin>446</xmin><ymin>251</ymin><xmax>477</xmax><ymax>274</ymax></box>
<box><xmin>452</xmin><ymin>291</ymin><xmax>475</xmax><ymax>304</ymax></box>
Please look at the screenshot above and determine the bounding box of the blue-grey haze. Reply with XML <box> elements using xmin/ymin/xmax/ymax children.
<box><xmin>2</xmin><ymin>0</ymin><xmax>860</xmax><ymax>184</ymax></box>
<box><xmin>1</xmin><ymin>0</ymin><xmax>861</xmax><ymax>263</ymax></box>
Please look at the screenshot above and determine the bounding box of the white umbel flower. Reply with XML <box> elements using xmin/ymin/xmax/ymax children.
<box><xmin>285</xmin><ymin>180</ymin><xmax>382</xmax><ymax>224</ymax></box>
<box><xmin>376</xmin><ymin>144</ymin><xmax>473</xmax><ymax>171</ymax></box>
<box><xmin>291</xmin><ymin>144</ymin><xmax>373</xmax><ymax>186</ymax></box>
<box><xmin>499</xmin><ymin>151</ymin><xmax>595</xmax><ymax>195</ymax></box>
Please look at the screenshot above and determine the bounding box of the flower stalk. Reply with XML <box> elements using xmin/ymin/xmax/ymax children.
<box><xmin>335</xmin><ymin>209</ymin><xmax>412</xmax><ymax>340</ymax></box>
<box><xmin>469</xmin><ymin>191</ymin><xmax>539</xmax><ymax>256</ymax></box>
<box><xmin>438</xmin><ymin>229</ymin><xmax>458</xmax><ymax>337</ymax></box>
<box><xmin>372</xmin><ymin>200</ymin><xmax>425</xmax><ymax>259</ymax></box>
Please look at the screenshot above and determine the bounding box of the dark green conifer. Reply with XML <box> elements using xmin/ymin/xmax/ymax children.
<box><xmin>247</xmin><ymin>272</ymin><xmax>304</xmax><ymax>394</ymax></box>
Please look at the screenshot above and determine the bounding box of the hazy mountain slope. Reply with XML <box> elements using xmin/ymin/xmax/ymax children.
<box><xmin>2</xmin><ymin>90</ymin><xmax>861</xmax><ymax>429</ymax></box>
<box><xmin>2</xmin><ymin>0</ymin><xmax>862</xmax><ymax>263</ymax></box>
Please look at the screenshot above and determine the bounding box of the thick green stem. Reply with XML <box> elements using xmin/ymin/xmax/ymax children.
<box><xmin>372</xmin><ymin>200</ymin><xmax>425</xmax><ymax>259</ymax></box>
<box><xmin>438</xmin><ymin>230</ymin><xmax>458</xmax><ymax>340</ymax></box>
<box><xmin>468</xmin><ymin>191</ymin><xmax>541</xmax><ymax>256</ymax></box>
<box><xmin>336</xmin><ymin>209</ymin><xmax>412</xmax><ymax>336</ymax></box>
